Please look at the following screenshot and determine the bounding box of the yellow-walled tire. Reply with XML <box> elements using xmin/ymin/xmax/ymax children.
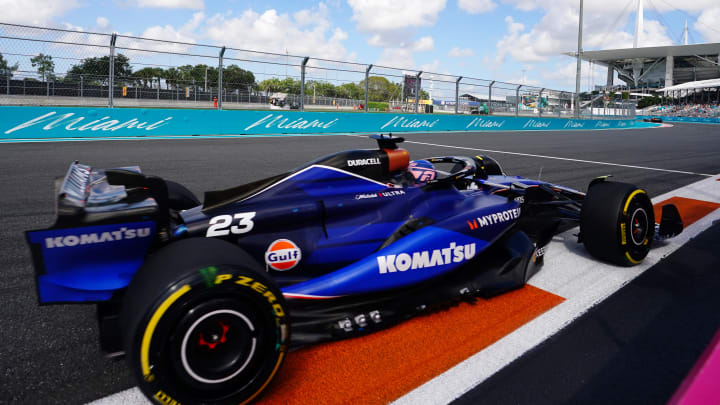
<box><xmin>581</xmin><ymin>181</ymin><xmax>655</xmax><ymax>266</ymax></box>
<box><xmin>121</xmin><ymin>238</ymin><xmax>289</xmax><ymax>405</ymax></box>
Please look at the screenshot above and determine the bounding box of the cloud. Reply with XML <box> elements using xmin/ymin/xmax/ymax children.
<box><xmin>448</xmin><ymin>47</ymin><xmax>475</xmax><ymax>57</ymax></box>
<box><xmin>348</xmin><ymin>0</ymin><xmax>446</xmax><ymax>70</ymax></box>
<box><xmin>540</xmin><ymin>61</ymin><xmax>579</xmax><ymax>87</ymax></box>
<box><xmin>695</xmin><ymin>7</ymin><xmax>720</xmax><ymax>42</ymax></box>
<box><xmin>377</xmin><ymin>48</ymin><xmax>415</xmax><ymax>68</ymax></box>
<box><xmin>113</xmin><ymin>12</ymin><xmax>204</xmax><ymax>55</ymax></box>
<box><xmin>135</xmin><ymin>0</ymin><xmax>203</xmax><ymax>9</ymax></box>
<box><xmin>96</xmin><ymin>17</ymin><xmax>110</xmax><ymax>29</ymax></box>
<box><xmin>493</xmin><ymin>0</ymin><xmax>679</xmax><ymax>66</ymax></box>
<box><xmin>138</xmin><ymin>24</ymin><xmax>196</xmax><ymax>47</ymax></box>
<box><xmin>368</xmin><ymin>36</ymin><xmax>434</xmax><ymax>69</ymax></box>
<box><xmin>203</xmin><ymin>6</ymin><xmax>350</xmax><ymax>61</ymax></box>
<box><xmin>0</xmin><ymin>0</ymin><xmax>80</xmax><ymax>26</ymax></box>
<box><xmin>457</xmin><ymin>0</ymin><xmax>497</xmax><ymax>14</ymax></box>
<box><xmin>413</xmin><ymin>36</ymin><xmax>435</xmax><ymax>52</ymax></box>
<box><xmin>420</xmin><ymin>60</ymin><xmax>441</xmax><ymax>73</ymax></box>
<box><xmin>541</xmin><ymin>60</ymin><xmax>608</xmax><ymax>89</ymax></box>
<box><xmin>347</xmin><ymin>0</ymin><xmax>447</xmax><ymax>31</ymax></box>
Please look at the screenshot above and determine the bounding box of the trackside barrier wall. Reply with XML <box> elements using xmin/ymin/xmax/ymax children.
<box><xmin>637</xmin><ymin>115</ymin><xmax>720</xmax><ymax>124</ymax></box>
<box><xmin>0</xmin><ymin>106</ymin><xmax>654</xmax><ymax>140</ymax></box>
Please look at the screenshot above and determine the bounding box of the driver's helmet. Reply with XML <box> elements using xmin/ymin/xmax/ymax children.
<box><xmin>408</xmin><ymin>159</ymin><xmax>437</xmax><ymax>183</ymax></box>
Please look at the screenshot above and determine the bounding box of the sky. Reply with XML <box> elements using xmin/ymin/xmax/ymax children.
<box><xmin>1</xmin><ymin>0</ymin><xmax>720</xmax><ymax>95</ymax></box>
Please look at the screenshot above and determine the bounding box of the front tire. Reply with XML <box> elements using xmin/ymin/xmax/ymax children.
<box><xmin>121</xmin><ymin>238</ymin><xmax>289</xmax><ymax>404</ymax></box>
<box><xmin>580</xmin><ymin>181</ymin><xmax>655</xmax><ymax>266</ymax></box>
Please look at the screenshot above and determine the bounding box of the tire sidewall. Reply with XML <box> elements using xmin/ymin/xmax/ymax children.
<box><xmin>129</xmin><ymin>264</ymin><xmax>289</xmax><ymax>405</ymax></box>
<box><xmin>581</xmin><ymin>182</ymin><xmax>655</xmax><ymax>266</ymax></box>
<box><xmin>618</xmin><ymin>190</ymin><xmax>654</xmax><ymax>265</ymax></box>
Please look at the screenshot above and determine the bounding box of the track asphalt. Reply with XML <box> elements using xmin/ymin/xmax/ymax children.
<box><xmin>0</xmin><ymin>123</ymin><xmax>719</xmax><ymax>404</ymax></box>
<box><xmin>453</xmin><ymin>220</ymin><xmax>720</xmax><ymax>405</ymax></box>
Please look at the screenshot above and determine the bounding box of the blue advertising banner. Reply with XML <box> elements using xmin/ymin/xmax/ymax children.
<box><xmin>637</xmin><ymin>115</ymin><xmax>720</xmax><ymax>124</ymax></box>
<box><xmin>0</xmin><ymin>106</ymin><xmax>653</xmax><ymax>141</ymax></box>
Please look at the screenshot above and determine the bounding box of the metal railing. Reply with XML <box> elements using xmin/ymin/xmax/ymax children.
<box><xmin>0</xmin><ymin>22</ymin><xmax>634</xmax><ymax>118</ymax></box>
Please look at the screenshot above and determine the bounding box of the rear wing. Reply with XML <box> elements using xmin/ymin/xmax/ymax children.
<box><xmin>26</xmin><ymin>162</ymin><xmax>162</xmax><ymax>304</ymax></box>
<box><xmin>54</xmin><ymin>162</ymin><xmax>158</xmax><ymax>225</ymax></box>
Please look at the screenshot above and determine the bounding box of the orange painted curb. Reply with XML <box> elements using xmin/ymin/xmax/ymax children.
<box><xmin>259</xmin><ymin>285</ymin><xmax>564</xmax><ymax>404</ymax></box>
<box><xmin>654</xmin><ymin>197</ymin><xmax>720</xmax><ymax>227</ymax></box>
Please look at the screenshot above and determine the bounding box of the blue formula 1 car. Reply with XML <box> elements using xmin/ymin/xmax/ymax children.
<box><xmin>26</xmin><ymin>134</ymin><xmax>684</xmax><ymax>404</ymax></box>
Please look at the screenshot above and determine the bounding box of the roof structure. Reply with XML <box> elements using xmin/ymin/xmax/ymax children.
<box><xmin>567</xmin><ymin>43</ymin><xmax>720</xmax><ymax>89</ymax></box>
<box><xmin>562</xmin><ymin>1</ymin><xmax>720</xmax><ymax>94</ymax></box>
<box><xmin>576</xmin><ymin>43</ymin><xmax>720</xmax><ymax>65</ymax></box>
<box><xmin>659</xmin><ymin>78</ymin><xmax>720</xmax><ymax>92</ymax></box>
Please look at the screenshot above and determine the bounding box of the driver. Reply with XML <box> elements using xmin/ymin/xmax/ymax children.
<box><xmin>408</xmin><ymin>160</ymin><xmax>437</xmax><ymax>184</ymax></box>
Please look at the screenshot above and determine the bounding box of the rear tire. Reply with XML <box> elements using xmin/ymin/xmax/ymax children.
<box><xmin>121</xmin><ymin>238</ymin><xmax>289</xmax><ymax>404</ymax></box>
<box><xmin>581</xmin><ymin>181</ymin><xmax>655</xmax><ymax>266</ymax></box>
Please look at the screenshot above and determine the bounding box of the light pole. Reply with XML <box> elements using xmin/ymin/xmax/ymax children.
<box><xmin>574</xmin><ymin>0</ymin><xmax>584</xmax><ymax>118</ymax></box>
<box><xmin>455</xmin><ymin>76</ymin><xmax>462</xmax><ymax>114</ymax></box>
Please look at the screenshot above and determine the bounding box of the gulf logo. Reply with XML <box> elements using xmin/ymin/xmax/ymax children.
<box><xmin>265</xmin><ymin>239</ymin><xmax>302</xmax><ymax>271</ymax></box>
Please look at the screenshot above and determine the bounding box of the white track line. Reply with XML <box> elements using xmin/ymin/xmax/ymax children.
<box><xmin>399</xmin><ymin>139</ymin><xmax>714</xmax><ymax>177</ymax></box>
<box><xmin>393</xmin><ymin>174</ymin><xmax>720</xmax><ymax>405</ymax></box>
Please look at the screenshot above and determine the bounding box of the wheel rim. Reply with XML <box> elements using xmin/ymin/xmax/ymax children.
<box><xmin>180</xmin><ymin>309</ymin><xmax>257</xmax><ymax>384</ymax></box>
<box><xmin>629</xmin><ymin>207</ymin><xmax>649</xmax><ymax>246</ymax></box>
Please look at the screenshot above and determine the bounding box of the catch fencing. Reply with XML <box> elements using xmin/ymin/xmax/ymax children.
<box><xmin>0</xmin><ymin>22</ymin><xmax>634</xmax><ymax>118</ymax></box>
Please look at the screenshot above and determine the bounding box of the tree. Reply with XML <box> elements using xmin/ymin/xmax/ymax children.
<box><xmin>336</xmin><ymin>82</ymin><xmax>363</xmax><ymax>100</ymax></box>
<box><xmin>0</xmin><ymin>52</ymin><xmax>19</xmax><ymax>80</ymax></box>
<box><xmin>307</xmin><ymin>81</ymin><xmax>338</xmax><ymax>98</ymax></box>
<box><xmin>66</xmin><ymin>54</ymin><xmax>132</xmax><ymax>84</ymax></box>
<box><xmin>134</xmin><ymin>67</ymin><xmax>164</xmax><ymax>88</ymax></box>
<box><xmin>181</xmin><ymin>64</ymin><xmax>217</xmax><ymax>88</ymax></box>
<box><xmin>31</xmin><ymin>53</ymin><xmax>55</xmax><ymax>82</ymax></box>
<box><xmin>163</xmin><ymin>67</ymin><xmax>181</xmax><ymax>89</ymax></box>
<box><xmin>258</xmin><ymin>77</ymin><xmax>300</xmax><ymax>94</ymax></box>
<box><xmin>258</xmin><ymin>78</ymin><xmax>282</xmax><ymax>94</ymax></box>
<box><xmin>358</xmin><ymin>76</ymin><xmax>400</xmax><ymax>102</ymax></box>
<box><xmin>222</xmin><ymin>65</ymin><xmax>255</xmax><ymax>90</ymax></box>
<box><xmin>279</xmin><ymin>77</ymin><xmax>301</xmax><ymax>94</ymax></box>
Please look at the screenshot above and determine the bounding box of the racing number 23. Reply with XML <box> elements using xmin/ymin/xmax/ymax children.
<box><xmin>206</xmin><ymin>212</ymin><xmax>256</xmax><ymax>237</ymax></box>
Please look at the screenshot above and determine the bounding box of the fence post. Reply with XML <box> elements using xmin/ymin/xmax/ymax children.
<box><xmin>515</xmin><ymin>85</ymin><xmax>522</xmax><ymax>117</ymax></box>
<box><xmin>80</xmin><ymin>75</ymin><xmax>83</xmax><ymax>98</ymax></box>
<box><xmin>217</xmin><ymin>46</ymin><xmax>226</xmax><ymax>110</ymax></box>
<box><xmin>157</xmin><ymin>78</ymin><xmax>160</xmax><ymax>100</ymax></box>
<box><xmin>109</xmin><ymin>33</ymin><xmax>117</xmax><ymax>108</ymax></box>
<box><xmin>488</xmin><ymin>81</ymin><xmax>495</xmax><ymax>115</ymax></box>
<box><xmin>194</xmin><ymin>79</ymin><xmax>196</xmax><ymax>102</ymax></box>
<box><xmin>538</xmin><ymin>88</ymin><xmax>544</xmax><ymax>117</ymax></box>
<box><xmin>300</xmin><ymin>56</ymin><xmax>309</xmax><ymax>111</ymax></box>
<box><xmin>415</xmin><ymin>71</ymin><xmax>422</xmax><ymax>113</ymax></box>
<box><xmin>455</xmin><ymin>76</ymin><xmax>462</xmax><ymax>114</ymax></box>
<box><xmin>364</xmin><ymin>64</ymin><xmax>372</xmax><ymax>112</ymax></box>
<box><xmin>6</xmin><ymin>73</ymin><xmax>9</xmax><ymax>95</ymax></box>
